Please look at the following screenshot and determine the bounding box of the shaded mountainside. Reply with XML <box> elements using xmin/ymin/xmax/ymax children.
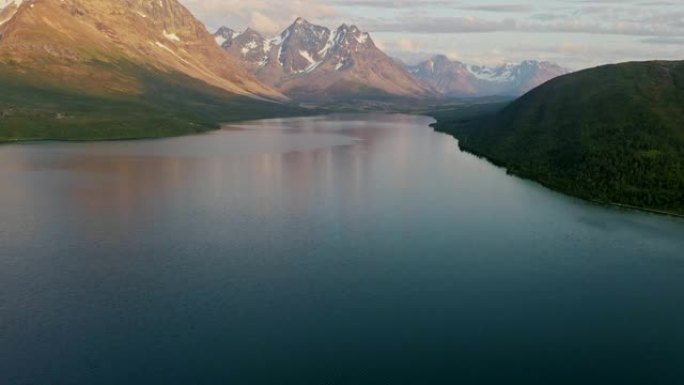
<box><xmin>215</xmin><ymin>18</ymin><xmax>436</xmax><ymax>102</ymax></box>
<box><xmin>0</xmin><ymin>64</ymin><xmax>306</xmax><ymax>142</ymax></box>
<box><xmin>432</xmin><ymin>61</ymin><xmax>684</xmax><ymax>215</ymax></box>
<box><xmin>408</xmin><ymin>55</ymin><xmax>568</xmax><ymax>97</ymax></box>
<box><xmin>0</xmin><ymin>0</ymin><xmax>307</xmax><ymax>141</ymax></box>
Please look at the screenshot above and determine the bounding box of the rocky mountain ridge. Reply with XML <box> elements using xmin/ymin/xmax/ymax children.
<box><xmin>407</xmin><ymin>55</ymin><xmax>569</xmax><ymax>97</ymax></box>
<box><xmin>215</xmin><ymin>18</ymin><xmax>435</xmax><ymax>101</ymax></box>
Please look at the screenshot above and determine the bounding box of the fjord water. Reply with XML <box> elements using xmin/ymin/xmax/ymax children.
<box><xmin>1</xmin><ymin>114</ymin><xmax>683</xmax><ymax>385</ymax></box>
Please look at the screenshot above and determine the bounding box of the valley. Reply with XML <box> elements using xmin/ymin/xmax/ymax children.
<box><xmin>2</xmin><ymin>1</ymin><xmax>684</xmax><ymax>384</ymax></box>
<box><xmin>215</xmin><ymin>19</ymin><xmax>567</xmax><ymax>101</ymax></box>
<box><xmin>0</xmin><ymin>0</ymin><xmax>570</xmax><ymax>142</ymax></box>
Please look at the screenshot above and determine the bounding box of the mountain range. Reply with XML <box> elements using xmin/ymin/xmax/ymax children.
<box><xmin>0</xmin><ymin>0</ymin><xmax>568</xmax><ymax>109</ymax></box>
<box><xmin>407</xmin><ymin>55</ymin><xmax>569</xmax><ymax>97</ymax></box>
<box><xmin>1</xmin><ymin>0</ymin><xmax>679</xmax><ymax>214</ymax></box>
<box><xmin>0</xmin><ymin>0</ymin><xmax>569</xmax><ymax>142</ymax></box>
<box><xmin>215</xmin><ymin>18</ymin><xmax>434</xmax><ymax>102</ymax></box>
<box><xmin>215</xmin><ymin>19</ymin><xmax>568</xmax><ymax>101</ymax></box>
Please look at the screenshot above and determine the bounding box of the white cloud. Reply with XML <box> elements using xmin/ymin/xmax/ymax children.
<box><xmin>180</xmin><ymin>0</ymin><xmax>339</xmax><ymax>33</ymax></box>
<box><xmin>179</xmin><ymin>0</ymin><xmax>684</xmax><ymax>69</ymax></box>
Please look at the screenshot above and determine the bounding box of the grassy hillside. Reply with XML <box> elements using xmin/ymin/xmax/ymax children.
<box><xmin>432</xmin><ymin>61</ymin><xmax>684</xmax><ymax>215</ymax></box>
<box><xmin>0</xmin><ymin>62</ymin><xmax>309</xmax><ymax>142</ymax></box>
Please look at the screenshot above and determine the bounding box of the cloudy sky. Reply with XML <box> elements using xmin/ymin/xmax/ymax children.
<box><xmin>180</xmin><ymin>0</ymin><xmax>684</xmax><ymax>70</ymax></box>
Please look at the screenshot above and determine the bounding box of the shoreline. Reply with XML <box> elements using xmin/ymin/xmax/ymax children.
<box><xmin>0</xmin><ymin>110</ymin><xmax>323</xmax><ymax>145</ymax></box>
<box><xmin>430</xmin><ymin>121</ymin><xmax>684</xmax><ymax>219</ymax></box>
<box><xmin>3</xmin><ymin>110</ymin><xmax>682</xmax><ymax>220</ymax></box>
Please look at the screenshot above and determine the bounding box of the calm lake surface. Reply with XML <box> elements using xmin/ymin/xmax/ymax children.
<box><xmin>1</xmin><ymin>114</ymin><xmax>683</xmax><ymax>385</ymax></box>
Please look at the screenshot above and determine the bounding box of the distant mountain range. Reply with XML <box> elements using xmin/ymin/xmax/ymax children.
<box><xmin>214</xmin><ymin>18</ymin><xmax>434</xmax><ymax>102</ymax></box>
<box><xmin>0</xmin><ymin>0</ymin><xmax>567</xmax><ymax>106</ymax></box>
<box><xmin>0</xmin><ymin>0</ymin><xmax>570</xmax><ymax>141</ymax></box>
<box><xmin>215</xmin><ymin>19</ymin><xmax>569</xmax><ymax>101</ymax></box>
<box><xmin>407</xmin><ymin>55</ymin><xmax>569</xmax><ymax>97</ymax></box>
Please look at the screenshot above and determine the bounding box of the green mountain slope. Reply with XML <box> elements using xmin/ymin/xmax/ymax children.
<box><xmin>0</xmin><ymin>62</ymin><xmax>307</xmax><ymax>142</ymax></box>
<box><xmin>433</xmin><ymin>61</ymin><xmax>684</xmax><ymax>215</ymax></box>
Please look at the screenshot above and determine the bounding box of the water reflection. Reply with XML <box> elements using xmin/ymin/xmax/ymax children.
<box><xmin>0</xmin><ymin>115</ymin><xmax>425</xmax><ymax>225</ymax></box>
<box><xmin>1</xmin><ymin>114</ymin><xmax>684</xmax><ymax>385</ymax></box>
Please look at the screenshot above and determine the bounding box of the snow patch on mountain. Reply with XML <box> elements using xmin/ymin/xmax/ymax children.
<box><xmin>154</xmin><ymin>41</ymin><xmax>172</xmax><ymax>51</ymax></box>
<box><xmin>153</xmin><ymin>41</ymin><xmax>190</xmax><ymax>65</ymax></box>
<box><xmin>264</xmin><ymin>36</ymin><xmax>281</xmax><ymax>54</ymax></box>
<box><xmin>215</xmin><ymin>18</ymin><xmax>377</xmax><ymax>76</ymax></box>
<box><xmin>0</xmin><ymin>0</ymin><xmax>24</xmax><ymax>26</ymax></box>
<box><xmin>407</xmin><ymin>56</ymin><xmax>569</xmax><ymax>97</ymax></box>
<box><xmin>213</xmin><ymin>17</ymin><xmax>433</xmax><ymax>101</ymax></box>
<box><xmin>318</xmin><ymin>33</ymin><xmax>335</xmax><ymax>57</ymax></box>
<box><xmin>213</xmin><ymin>26</ymin><xmax>242</xmax><ymax>48</ymax></box>
<box><xmin>355</xmin><ymin>33</ymin><xmax>369</xmax><ymax>44</ymax></box>
<box><xmin>468</xmin><ymin>64</ymin><xmax>516</xmax><ymax>83</ymax></box>
<box><xmin>304</xmin><ymin>60</ymin><xmax>323</xmax><ymax>73</ymax></box>
<box><xmin>163</xmin><ymin>30</ymin><xmax>180</xmax><ymax>42</ymax></box>
<box><xmin>0</xmin><ymin>0</ymin><xmax>24</xmax><ymax>9</ymax></box>
<box><xmin>214</xmin><ymin>35</ymin><xmax>226</xmax><ymax>46</ymax></box>
<box><xmin>276</xmin><ymin>28</ymin><xmax>291</xmax><ymax>65</ymax></box>
<box><xmin>299</xmin><ymin>50</ymin><xmax>315</xmax><ymax>64</ymax></box>
<box><xmin>241</xmin><ymin>40</ymin><xmax>259</xmax><ymax>54</ymax></box>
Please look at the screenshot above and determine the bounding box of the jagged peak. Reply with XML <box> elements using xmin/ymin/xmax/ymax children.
<box><xmin>213</xmin><ymin>26</ymin><xmax>240</xmax><ymax>47</ymax></box>
<box><xmin>336</xmin><ymin>24</ymin><xmax>360</xmax><ymax>33</ymax></box>
<box><xmin>278</xmin><ymin>17</ymin><xmax>330</xmax><ymax>45</ymax></box>
<box><xmin>288</xmin><ymin>17</ymin><xmax>317</xmax><ymax>30</ymax></box>
<box><xmin>215</xmin><ymin>26</ymin><xmax>235</xmax><ymax>36</ymax></box>
<box><xmin>332</xmin><ymin>23</ymin><xmax>372</xmax><ymax>48</ymax></box>
<box><xmin>430</xmin><ymin>54</ymin><xmax>451</xmax><ymax>63</ymax></box>
<box><xmin>242</xmin><ymin>27</ymin><xmax>262</xmax><ymax>37</ymax></box>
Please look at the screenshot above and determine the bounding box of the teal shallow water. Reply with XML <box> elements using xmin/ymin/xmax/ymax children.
<box><xmin>1</xmin><ymin>114</ymin><xmax>683</xmax><ymax>384</ymax></box>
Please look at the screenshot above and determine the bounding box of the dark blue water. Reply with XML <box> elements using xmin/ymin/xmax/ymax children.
<box><xmin>1</xmin><ymin>114</ymin><xmax>683</xmax><ymax>385</ymax></box>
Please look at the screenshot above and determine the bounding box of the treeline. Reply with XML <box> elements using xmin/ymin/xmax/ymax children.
<box><xmin>432</xmin><ymin>61</ymin><xmax>684</xmax><ymax>215</ymax></box>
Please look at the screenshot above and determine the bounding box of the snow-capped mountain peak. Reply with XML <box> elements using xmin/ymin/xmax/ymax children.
<box><xmin>468</xmin><ymin>64</ymin><xmax>517</xmax><ymax>83</ymax></box>
<box><xmin>214</xmin><ymin>26</ymin><xmax>239</xmax><ymax>47</ymax></box>
<box><xmin>334</xmin><ymin>24</ymin><xmax>372</xmax><ymax>47</ymax></box>
<box><xmin>407</xmin><ymin>56</ymin><xmax>569</xmax><ymax>97</ymax></box>
<box><xmin>214</xmin><ymin>17</ymin><xmax>434</xmax><ymax>101</ymax></box>
<box><xmin>215</xmin><ymin>18</ymin><xmax>377</xmax><ymax>75</ymax></box>
<box><xmin>467</xmin><ymin>60</ymin><xmax>567</xmax><ymax>84</ymax></box>
<box><xmin>278</xmin><ymin>18</ymin><xmax>332</xmax><ymax>72</ymax></box>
